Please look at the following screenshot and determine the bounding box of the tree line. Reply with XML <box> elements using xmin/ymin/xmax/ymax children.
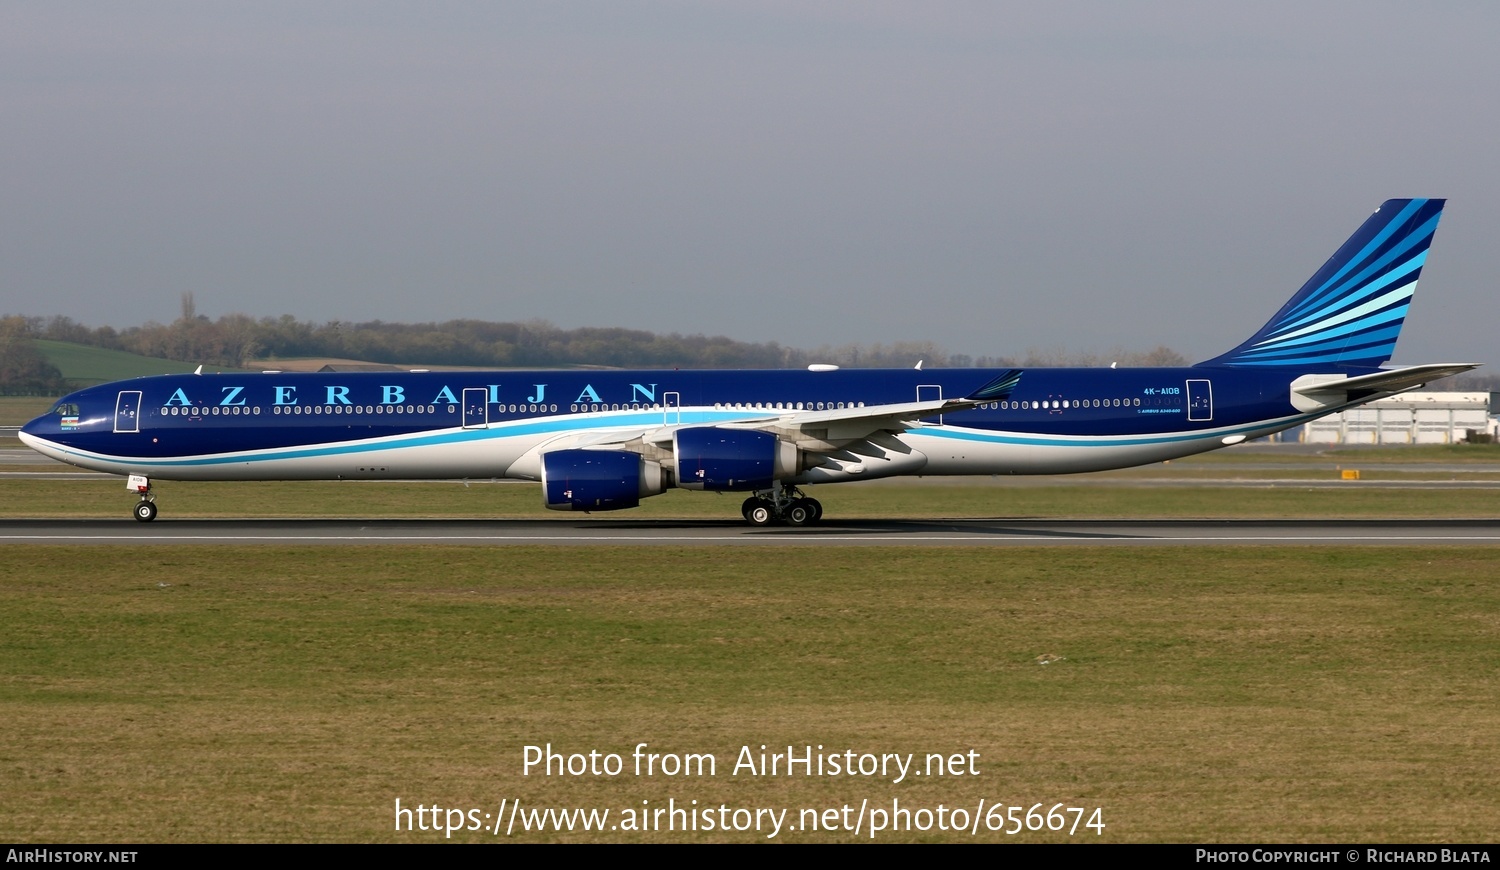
<box><xmin>0</xmin><ymin>317</ymin><xmax>68</xmax><ymax>394</ymax></box>
<box><xmin>2</xmin><ymin>301</ymin><xmax>1195</xmax><ymax>395</ymax></box>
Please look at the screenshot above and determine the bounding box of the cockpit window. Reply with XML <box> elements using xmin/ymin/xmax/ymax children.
<box><xmin>53</xmin><ymin>403</ymin><xmax>79</xmax><ymax>416</ymax></box>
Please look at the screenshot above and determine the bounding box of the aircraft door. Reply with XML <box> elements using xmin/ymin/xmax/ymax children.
<box><xmin>917</xmin><ymin>384</ymin><xmax>944</xmax><ymax>425</ymax></box>
<box><xmin>1187</xmin><ymin>379</ymin><xmax>1213</xmax><ymax>421</ymax></box>
<box><xmin>462</xmin><ymin>388</ymin><xmax>489</xmax><ymax>429</ymax></box>
<box><xmin>664</xmin><ymin>392</ymin><xmax>681</xmax><ymax>425</ymax></box>
<box><xmin>114</xmin><ymin>391</ymin><xmax>142</xmax><ymax>433</ymax></box>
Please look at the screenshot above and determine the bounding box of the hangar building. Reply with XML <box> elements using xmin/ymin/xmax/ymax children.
<box><xmin>1303</xmin><ymin>391</ymin><xmax>1495</xmax><ymax>444</ymax></box>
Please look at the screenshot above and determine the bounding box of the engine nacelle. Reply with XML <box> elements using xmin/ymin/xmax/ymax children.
<box><xmin>673</xmin><ymin>427</ymin><xmax>795</xmax><ymax>491</ymax></box>
<box><xmin>541</xmin><ymin>449</ymin><xmax>665</xmax><ymax>511</ymax></box>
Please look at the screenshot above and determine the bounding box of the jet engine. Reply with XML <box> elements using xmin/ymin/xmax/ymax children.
<box><xmin>541</xmin><ymin>448</ymin><xmax>666</xmax><ymax>511</ymax></box>
<box><xmin>672</xmin><ymin>427</ymin><xmax>797</xmax><ymax>491</ymax></box>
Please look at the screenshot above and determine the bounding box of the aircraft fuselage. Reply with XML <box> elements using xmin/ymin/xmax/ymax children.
<box><xmin>21</xmin><ymin>365</ymin><xmax>1329</xmax><ymax>483</ymax></box>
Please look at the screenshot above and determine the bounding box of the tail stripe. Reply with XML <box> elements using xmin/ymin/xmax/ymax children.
<box><xmin>1227</xmin><ymin>323</ymin><xmax>1406</xmax><ymax>366</ymax></box>
<box><xmin>1276</xmin><ymin>240</ymin><xmax>1429</xmax><ymax>334</ymax></box>
<box><xmin>1244</xmin><ymin>321</ymin><xmax>1407</xmax><ymax>359</ymax></box>
<box><xmin>1198</xmin><ymin>198</ymin><xmax>1444</xmax><ymax>369</ymax></box>
<box><xmin>1227</xmin><ymin>306</ymin><xmax>1409</xmax><ymax>366</ymax></box>
<box><xmin>1281</xmin><ymin>212</ymin><xmax>1437</xmax><ymax>325</ymax></box>
<box><xmin>1283</xmin><ymin>198</ymin><xmax>1427</xmax><ymax>320</ymax></box>
<box><xmin>1253</xmin><ymin>282</ymin><xmax>1413</xmax><ymax>348</ymax></box>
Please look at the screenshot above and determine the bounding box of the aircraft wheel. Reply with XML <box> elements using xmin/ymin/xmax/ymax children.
<box><xmin>133</xmin><ymin>501</ymin><xmax>158</xmax><ymax>523</ymax></box>
<box><xmin>746</xmin><ymin>504</ymin><xmax>775</xmax><ymax>526</ymax></box>
<box><xmin>803</xmin><ymin>497</ymin><xmax>823</xmax><ymax>523</ymax></box>
<box><xmin>786</xmin><ymin>500</ymin><xmax>816</xmax><ymax>527</ymax></box>
<box><xmin>741</xmin><ymin>497</ymin><xmax>761</xmax><ymax>521</ymax></box>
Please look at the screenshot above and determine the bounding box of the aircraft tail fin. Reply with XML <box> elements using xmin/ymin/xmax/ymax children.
<box><xmin>1197</xmin><ymin>198</ymin><xmax>1446</xmax><ymax>369</ymax></box>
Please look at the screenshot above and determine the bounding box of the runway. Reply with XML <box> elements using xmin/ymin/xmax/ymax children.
<box><xmin>5</xmin><ymin>517</ymin><xmax>1500</xmax><ymax>546</ymax></box>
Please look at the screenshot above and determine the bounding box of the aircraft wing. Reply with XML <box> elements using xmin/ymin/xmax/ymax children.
<box><xmin>756</xmin><ymin>368</ymin><xmax>1022</xmax><ymax>442</ymax></box>
<box><xmin>750</xmin><ymin>396</ymin><xmax>978</xmax><ymax>442</ymax></box>
<box><xmin>578</xmin><ymin>396</ymin><xmax>971</xmax><ymax>451</ymax></box>
<box><xmin>581</xmin><ymin>369</ymin><xmax>1024</xmax><ymax>451</ymax></box>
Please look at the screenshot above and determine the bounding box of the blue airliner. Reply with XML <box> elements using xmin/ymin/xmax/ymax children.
<box><xmin>20</xmin><ymin>199</ymin><xmax>1476</xmax><ymax>525</ymax></box>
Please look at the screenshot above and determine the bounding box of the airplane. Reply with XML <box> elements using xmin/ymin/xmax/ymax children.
<box><xmin>20</xmin><ymin>198</ymin><xmax>1477</xmax><ymax>526</ymax></box>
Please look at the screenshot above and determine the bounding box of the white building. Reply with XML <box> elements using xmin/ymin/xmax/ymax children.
<box><xmin>1303</xmin><ymin>391</ymin><xmax>1494</xmax><ymax>444</ymax></box>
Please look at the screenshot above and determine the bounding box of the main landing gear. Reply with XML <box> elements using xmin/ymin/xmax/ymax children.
<box><xmin>740</xmin><ymin>485</ymin><xmax>822</xmax><ymax>527</ymax></box>
<box><xmin>128</xmin><ymin>474</ymin><xmax>157</xmax><ymax>522</ymax></box>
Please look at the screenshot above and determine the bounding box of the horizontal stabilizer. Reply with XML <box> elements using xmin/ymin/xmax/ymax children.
<box><xmin>1289</xmin><ymin>363</ymin><xmax>1479</xmax><ymax>412</ymax></box>
<box><xmin>1293</xmin><ymin>363</ymin><xmax>1480</xmax><ymax>397</ymax></box>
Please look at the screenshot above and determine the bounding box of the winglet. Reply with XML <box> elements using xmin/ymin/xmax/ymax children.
<box><xmin>966</xmin><ymin>369</ymin><xmax>1023</xmax><ymax>402</ymax></box>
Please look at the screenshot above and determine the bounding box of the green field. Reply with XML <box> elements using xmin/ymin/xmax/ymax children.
<box><xmin>1326</xmin><ymin>443</ymin><xmax>1500</xmax><ymax>462</ymax></box>
<box><xmin>33</xmin><ymin>339</ymin><xmax>246</xmax><ymax>386</ymax></box>
<box><xmin>0</xmin><ymin>396</ymin><xmax>55</xmax><ymax>427</ymax></box>
<box><xmin>1</xmin><ymin>545</ymin><xmax>1495</xmax><ymax>842</ymax></box>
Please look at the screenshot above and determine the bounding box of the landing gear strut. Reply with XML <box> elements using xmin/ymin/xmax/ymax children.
<box><xmin>128</xmin><ymin>474</ymin><xmax>157</xmax><ymax>522</ymax></box>
<box><xmin>741</xmin><ymin>484</ymin><xmax>822</xmax><ymax>527</ymax></box>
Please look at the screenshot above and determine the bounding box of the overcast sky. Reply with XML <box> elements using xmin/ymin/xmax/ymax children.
<box><xmin>1</xmin><ymin>2</ymin><xmax>1495</xmax><ymax>366</ymax></box>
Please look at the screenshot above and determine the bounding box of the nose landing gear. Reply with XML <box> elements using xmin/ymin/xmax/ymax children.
<box><xmin>128</xmin><ymin>474</ymin><xmax>157</xmax><ymax>522</ymax></box>
<box><xmin>133</xmin><ymin>500</ymin><xmax>158</xmax><ymax>522</ymax></box>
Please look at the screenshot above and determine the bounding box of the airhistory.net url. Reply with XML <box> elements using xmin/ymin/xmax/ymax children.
<box><xmin>394</xmin><ymin>797</ymin><xmax>1106</xmax><ymax>839</ymax></box>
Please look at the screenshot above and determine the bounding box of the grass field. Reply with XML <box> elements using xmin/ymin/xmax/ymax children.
<box><xmin>0</xmin><ymin>396</ymin><xmax>56</xmax><ymax>427</ymax></box>
<box><xmin>30</xmin><ymin>339</ymin><xmax>241</xmax><ymax>386</ymax></box>
<box><xmin>4</xmin><ymin>441</ymin><xmax>1498</xmax><ymax>842</ymax></box>
<box><xmin>1</xmin><ymin>545</ymin><xmax>1495</xmax><ymax>843</ymax></box>
<box><xmin>1326</xmin><ymin>443</ymin><xmax>1500</xmax><ymax>463</ymax></box>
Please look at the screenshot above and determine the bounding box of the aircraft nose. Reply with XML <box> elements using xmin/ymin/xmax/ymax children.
<box><xmin>19</xmin><ymin>409</ymin><xmax>52</xmax><ymax>444</ymax></box>
<box><xmin>18</xmin><ymin>402</ymin><xmax>68</xmax><ymax>445</ymax></box>
<box><xmin>18</xmin><ymin>415</ymin><xmax>45</xmax><ymax>451</ymax></box>
<box><xmin>17</xmin><ymin>407</ymin><xmax>81</xmax><ymax>468</ymax></box>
